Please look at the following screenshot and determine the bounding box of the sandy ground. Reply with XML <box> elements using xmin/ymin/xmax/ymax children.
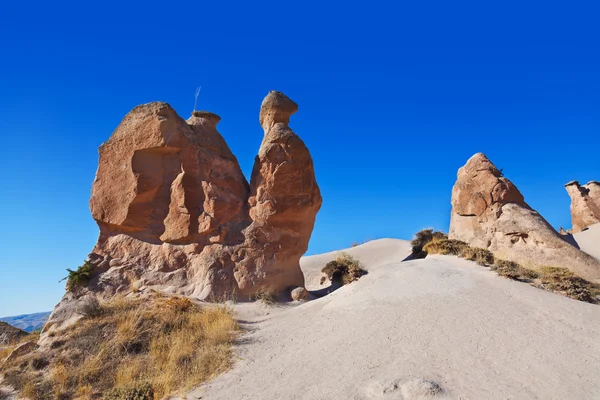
<box><xmin>573</xmin><ymin>223</ymin><xmax>600</xmax><ymax>261</ymax></box>
<box><xmin>185</xmin><ymin>238</ymin><xmax>600</xmax><ymax>400</ymax></box>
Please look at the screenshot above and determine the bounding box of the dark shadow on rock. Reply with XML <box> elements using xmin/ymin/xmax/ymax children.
<box><xmin>402</xmin><ymin>252</ymin><xmax>426</xmax><ymax>262</ymax></box>
<box><xmin>560</xmin><ymin>233</ymin><xmax>581</xmax><ymax>249</ymax></box>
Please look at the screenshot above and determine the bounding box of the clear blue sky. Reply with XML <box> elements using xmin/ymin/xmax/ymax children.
<box><xmin>1</xmin><ymin>1</ymin><xmax>599</xmax><ymax>316</ymax></box>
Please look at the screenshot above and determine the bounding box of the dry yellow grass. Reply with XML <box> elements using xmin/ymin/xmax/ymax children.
<box><xmin>0</xmin><ymin>294</ymin><xmax>239</xmax><ymax>400</ymax></box>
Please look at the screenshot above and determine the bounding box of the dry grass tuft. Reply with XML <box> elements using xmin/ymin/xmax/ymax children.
<box><xmin>410</xmin><ymin>229</ymin><xmax>448</xmax><ymax>256</ymax></box>
<box><xmin>460</xmin><ymin>247</ymin><xmax>495</xmax><ymax>266</ymax></box>
<box><xmin>538</xmin><ymin>266</ymin><xmax>600</xmax><ymax>303</ymax></box>
<box><xmin>0</xmin><ymin>294</ymin><xmax>239</xmax><ymax>400</ymax></box>
<box><xmin>423</xmin><ymin>239</ymin><xmax>469</xmax><ymax>256</ymax></box>
<box><xmin>252</xmin><ymin>288</ymin><xmax>276</xmax><ymax>305</ymax></box>
<box><xmin>491</xmin><ymin>260</ymin><xmax>538</xmax><ymax>281</ymax></box>
<box><xmin>321</xmin><ymin>252</ymin><xmax>366</xmax><ymax>285</ymax></box>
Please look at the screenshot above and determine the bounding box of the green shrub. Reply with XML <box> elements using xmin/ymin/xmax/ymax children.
<box><xmin>106</xmin><ymin>382</ymin><xmax>154</xmax><ymax>400</ymax></box>
<box><xmin>321</xmin><ymin>253</ymin><xmax>366</xmax><ymax>285</ymax></box>
<box><xmin>538</xmin><ymin>266</ymin><xmax>599</xmax><ymax>303</ymax></box>
<box><xmin>62</xmin><ymin>261</ymin><xmax>94</xmax><ymax>291</ymax></box>
<box><xmin>410</xmin><ymin>229</ymin><xmax>448</xmax><ymax>254</ymax></box>
<box><xmin>423</xmin><ymin>239</ymin><xmax>468</xmax><ymax>256</ymax></box>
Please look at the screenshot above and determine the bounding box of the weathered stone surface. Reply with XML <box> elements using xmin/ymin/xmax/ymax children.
<box><xmin>565</xmin><ymin>181</ymin><xmax>600</xmax><ymax>233</ymax></box>
<box><xmin>240</xmin><ymin>91</ymin><xmax>322</xmax><ymax>296</ymax></box>
<box><xmin>3</xmin><ymin>342</ymin><xmax>35</xmax><ymax>364</ymax></box>
<box><xmin>290</xmin><ymin>287</ymin><xmax>311</xmax><ymax>301</ymax></box>
<box><xmin>48</xmin><ymin>91</ymin><xmax>321</xmax><ymax>329</ymax></box>
<box><xmin>0</xmin><ymin>322</ymin><xmax>27</xmax><ymax>345</ymax></box>
<box><xmin>449</xmin><ymin>153</ymin><xmax>600</xmax><ymax>282</ymax></box>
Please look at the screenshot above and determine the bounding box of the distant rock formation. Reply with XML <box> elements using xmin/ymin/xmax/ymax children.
<box><xmin>49</xmin><ymin>91</ymin><xmax>321</xmax><ymax>328</ymax></box>
<box><xmin>565</xmin><ymin>181</ymin><xmax>600</xmax><ymax>233</ymax></box>
<box><xmin>0</xmin><ymin>321</ymin><xmax>27</xmax><ymax>345</ymax></box>
<box><xmin>449</xmin><ymin>153</ymin><xmax>600</xmax><ymax>282</ymax></box>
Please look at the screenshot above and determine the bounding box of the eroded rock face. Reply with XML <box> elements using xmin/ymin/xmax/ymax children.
<box><xmin>0</xmin><ymin>322</ymin><xmax>27</xmax><ymax>345</ymax></box>
<box><xmin>449</xmin><ymin>153</ymin><xmax>600</xmax><ymax>282</ymax></box>
<box><xmin>49</xmin><ymin>92</ymin><xmax>321</xmax><ymax>329</ymax></box>
<box><xmin>565</xmin><ymin>181</ymin><xmax>600</xmax><ymax>233</ymax></box>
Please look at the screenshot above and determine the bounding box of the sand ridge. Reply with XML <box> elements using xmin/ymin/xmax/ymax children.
<box><xmin>185</xmin><ymin>238</ymin><xmax>600</xmax><ymax>400</ymax></box>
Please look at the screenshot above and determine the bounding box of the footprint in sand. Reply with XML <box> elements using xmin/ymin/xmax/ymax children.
<box><xmin>364</xmin><ymin>377</ymin><xmax>448</xmax><ymax>400</ymax></box>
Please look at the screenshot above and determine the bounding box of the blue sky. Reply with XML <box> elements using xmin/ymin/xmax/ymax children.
<box><xmin>1</xmin><ymin>1</ymin><xmax>599</xmax><ymax>316</ymax></box>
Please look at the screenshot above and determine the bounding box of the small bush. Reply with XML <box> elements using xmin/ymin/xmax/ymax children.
<box><xmin>76</xmin><ymin>296</ymin><xmax>102</xmax><ymax>317</ymax></box>
<box><xmin>30</xmin><ymin>356</ymin><xmax>49</xmax><ymax>370</ymax></box>
<box><xmin>423</xmin><ymin>239</ymin><xmax>468</xmax><ymax>256</ymax></box>
<box><xmin>538</xmin><ymin>267</ymin><xmax>599</xmax><ymax>303</ymax></box>
<box><xmin>460</xmin><ymin>247</ymin><xmax>495</xmax><ymax>266</ymax></box>
<box><xmin>252</xmin><ymin>288</ymin><xmax>276</xmax><ymax>305</ymax></box>
<box><xmin>490</xmin><ymin>260</ymin><xmax>539</xmax><ymax>281</ymax></box>
<box><xmin>106</xmin><ymin>382</ymin><xmax>154</xmax><ymax>400</ymax></box>
<box><xmin>62</xmin><ymin>261</ymin><xmax>94</xmax><ymax>291</ymax></box>
<box><xmin>410</xmin><ymin>229</ymin><xmax>448</xmax><ymax>254</ymax></box>
<box><xmin>321</xmin><ymin>252</ymin><xmax>366</xmax><ymax>285</ymax></box>
<box><xmin>491</xmin><ymin>260</ymin><xmax>523</xmax><ymax>280</ymax></box>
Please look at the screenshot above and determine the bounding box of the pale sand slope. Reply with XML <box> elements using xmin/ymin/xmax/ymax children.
<box><xmin>186</xmin><ymin>239</ymin><xmax>600</xmax><ymax>400</ymax></box>
<box><xmin>573</xmin><ymin>223</ymin><xmax>600</xmax><ymax>261</ymax></box>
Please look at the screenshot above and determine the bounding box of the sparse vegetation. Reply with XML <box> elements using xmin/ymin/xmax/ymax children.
<box><xmin>412</xmin><ymin>229</ymin><xmax>599</xmax><ymax>304</ymax></box>
<box><xmin>61</xmin><ymin>261</ymin><xmax>94</xmax><ymax>291</ymax></box>
<box><xmin>321</xmin><ymin>252</ymin><xmax>366</xmax><ymax>285</ymax></box>
<box><xmin>410</xmin><ymin>229</ymin><xmax>448</xmax><ymax>256</ymax></box>
<box><xmin>253</xmin><ymin>288</ymin><xmax>276</xmax><ymax>305</ymax></box>
<box><xmin>538</xmin><ymin>266</ymin><xmax>600</xmax><ymax>303</ymax></box>
<box><xmin>106</xmin><ymin>382</ymin><xmax>154</xmax><ymax>400</ymax></box>
<box><xmin>490</xmin><ymin>260</ymin><xmax>537</xmax><ymax>280</ymax></box>
<box><xmin>0</xmin><ymin>294</ymin><xmax>239</xmax><ymax>400</ymax></box>
<box><xmin>76</xmin><ymin>295</ymin><xmax>102</xmax><ymax>317</ymax></box>
<box><xmin>422</xmin><ymin>238</ymin><xmax>468</xmax><ymax>256</ymax></box>
<box><xmin>460</xmin><ymin>247</ymin><xmax>495</xmax><ymax>266</ymax></box>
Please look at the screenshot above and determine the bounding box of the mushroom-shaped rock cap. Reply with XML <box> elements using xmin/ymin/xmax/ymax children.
<box><xmin>259</xmin><ymin>91</ymin><xmax>298</xmax><ymax>128</ymax></box>
<box><xmin>189</xmin><ymin>110</ymin><xmax>221</xmax><ymax>126</ymax></box>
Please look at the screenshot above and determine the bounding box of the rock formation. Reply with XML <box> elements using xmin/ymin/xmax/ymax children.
<box><xmin>449</xmin><ymin>153</ymin><xmax>600</xmax><ymax>282</ymax></box>
<box><xmin>565</xmin><ymin>181</ymin><xmax>600</xmax><ymax>233</ymax></box>
<box><xmin>0</xmin><ymin>322</ymin><xmax>27</xmax><ymax>346</ymax></box>
<box><xmin>48</xmin><ymin>91</ymin><xmax>321</xmax><ymax>329</ymax></box>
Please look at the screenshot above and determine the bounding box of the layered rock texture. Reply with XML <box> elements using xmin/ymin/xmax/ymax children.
<box><xmin>50</xmin><ymin>91</ymin><xmax>321</xmax><ymax>328</ymax></box>
<box><xmin>565</xmin><ymin>181</ymin><xmax>600</xmax><ymax>233</ymax></box>
<box><xmin>449</xmin><ymin>153</ymin><xmax>600</xmax><ymax>282</ymax></box>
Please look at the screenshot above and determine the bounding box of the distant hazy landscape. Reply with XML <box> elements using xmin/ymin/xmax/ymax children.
<box><xmin>0</xmin><ymin>312</ymin><xmax>50</xmax><ymax>333</ymax></box>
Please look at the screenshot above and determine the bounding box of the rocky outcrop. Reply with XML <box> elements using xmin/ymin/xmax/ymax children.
<box><xmin>565</xmin><ymin>181</ymin><xmax>600</xmax><ymax>233</ymax></box>
<box><xmin>449</xmin><ymin>153</ymin><xmax>600</xmax><ymax>282</ymax></box>
<box><xmin>0</xmin><ymin>322</ymin><xmax>27</xmax><ymax>346</ymax></box>
<box><xmin>48</xmin><ymin>91</ymin><xmax>321</xmax><ymax>329</ymax></box>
